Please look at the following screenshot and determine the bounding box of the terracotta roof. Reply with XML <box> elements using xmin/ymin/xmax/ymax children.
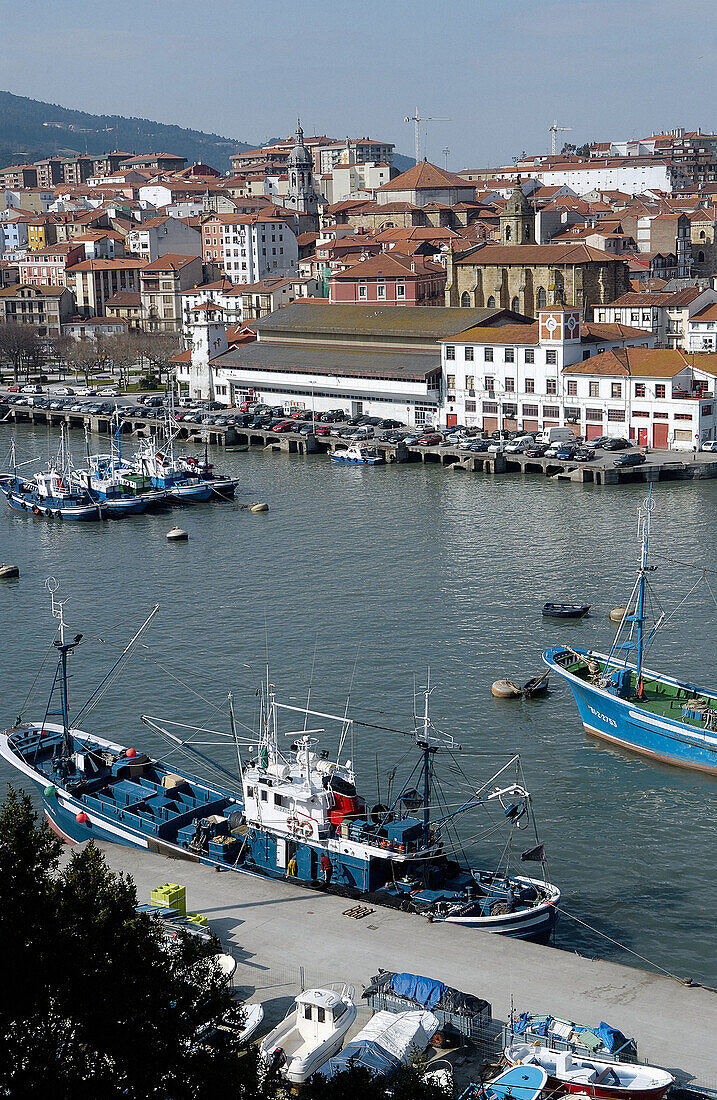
<box><xmin>455</xmin><ymin>243</ymin><xmax>625</xmax><ymax>265</ymax></box>
<box><xmin>253</xmin><ymin>300</ymin><xmax>522</xmax><ymax>339</ymax></box>
<box><xmin>105</xmin><ymin>291</ymin><xmax>141</xmax><ymax>307</ymax></box>
<box><xmin>690</xmin><ymin>303</ymin><xmax>717</xmax><ymax>322</ymax></box>
<box><xmin>0</xmin><ymin>283</ymin><xmax>69</xmax><ymax>297</ymax></box>
<box><xmin>376</xmin><ymin>161</ymin><xmax>476</xmax><ymax>193</ymax></box>
<box><xmin>66</xmin><ymin>258</ymin><xmax>146</xmax><ymax>272</ymax></box>
<box><xmin>606</xmin><ymin>288</ymin><xmax>705</xmax><ymax>307</ymax></box>
<box><xmin>330</xmin><ymin>254</ymin><xmax>444</xmax><ymax>280</ymax></box>
<box><xmin>565</xmin><ymin>347</ymin><xmax>717</xmax><ymax>377</ymax></box>
<box><xmin>141</xmin><ymin>253</ymin><xmax>200</xmax><ymax>272</ymax></box>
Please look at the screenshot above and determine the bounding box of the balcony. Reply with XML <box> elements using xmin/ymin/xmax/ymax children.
<box><xmin>672</xmin><ymin>389</ymin><xmax>713</xmax><ymax>401</ymax></box>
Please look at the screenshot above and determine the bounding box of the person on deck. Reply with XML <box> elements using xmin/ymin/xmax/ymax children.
<box><xmin>320</xmin><ymin>853</ymin><xmax>333</xmax><ymax>886</ymax></box>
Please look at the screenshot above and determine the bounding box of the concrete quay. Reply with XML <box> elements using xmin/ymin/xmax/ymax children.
<box><xmin>4</xmin><ymin>403</ymin><xmax>717</xmax><ymax>485</ymax></box>
<box><xmin>87</xmin><ymin>839</ymin><xmax>717</xmax><ymax>1092</ymax></box>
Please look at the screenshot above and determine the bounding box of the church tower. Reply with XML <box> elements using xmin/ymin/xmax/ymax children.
<box><xmin>500</xmin><ymin>177</ymin><xmax>535</xmax><ymax>245</ymax></box>
<box><xmin>285</xmin><ymin>121</ymin><xmax>320</xmax><ymax>232</ymax></box>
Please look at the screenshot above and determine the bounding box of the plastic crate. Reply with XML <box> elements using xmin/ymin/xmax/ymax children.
<box><xmin>186</xmin><ymin>912</ymin><xmax>208</xmax><ymax>927</ymax></box>
<box><xmin>150</xmin><ymin>882</ymin><xmax>186</xmax><ymax>915</ymax></box>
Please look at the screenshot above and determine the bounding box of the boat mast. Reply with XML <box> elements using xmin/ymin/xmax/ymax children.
<box><xmin>417</xmin><ymin>676</ymin><xmax>436</xmax><ymax>849</ymax></box>
<box><xmin>46</xmin><ymin>579</ymin><xmax>83</xmax><ymax>762</ymax></box>
<box><xmin>635</xmin><ymin>489</ymin><xmax>654</xmax><ymax>694</ymax></box>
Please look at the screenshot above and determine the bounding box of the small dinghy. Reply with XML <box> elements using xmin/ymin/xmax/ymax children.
<box><xmin>484</xmin><ymin>1065</ymin><xmax>548</xmax><ymax>1100</ymax></box>
<box><xmin>238</xmin><ymin>1002</ymin><xmax>265</xmax><ymax>1043</ymax></box>
<box><xmin>542</xmin><ymin>602</ymin><xmax>590</xmax><ymax>619</ymax></box>
<box><xmin>506</xmin><ymin>1011</ymin><xmax>637</xmax><ymax>1063</ymax></box>
<box><xmin>259</xmin><ymin>986</ymin><xmax>356</xmax><ymax>1084</ymax></box>
<box><xmin>504</xmin><ymin>1043</ymin><xmax>673</xmax><ymax>1100</ymax></box>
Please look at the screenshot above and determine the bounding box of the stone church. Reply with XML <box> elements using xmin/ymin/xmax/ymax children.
<box><xmin>445</xmin><ymin>180</ymin><xmax>630</xmax><ymax>313</ymax></box>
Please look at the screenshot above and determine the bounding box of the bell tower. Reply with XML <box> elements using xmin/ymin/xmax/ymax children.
<box><xmin>285</xmin><ymin>120</ymin><xmax>320</xmax><ymax>231</ymax></box>
<box><xmin>500</xmin><ymin>177</ymin><xmax>535</xmax><ymax>245</ymax></box>
<box><xmin>188</xmin><ymin>303</ymin><xmax>228</xmax><ymax>401</ymax></box>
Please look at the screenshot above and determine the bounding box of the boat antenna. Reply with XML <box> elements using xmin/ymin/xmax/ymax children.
<box><xmin>635</xmin><ymin>487</ymin><xmax>655</xmax><ymax>696</ymax></box>
<box><xmin>228</xmin><ymin>691</ymin><xmax>243</xmax><ymax>781</ymax></box>
<box><xmin>44</xmin><ymin>578</ymin><xmax>83</xmax><ymax>763</ymax></box>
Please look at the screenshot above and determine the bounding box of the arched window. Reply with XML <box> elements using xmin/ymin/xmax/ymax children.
<box><xmin>536</xmin><ymin>286</ymin><xmax>547</xmax><ymax>308</ymax></box>
<box><xmin>487</xmin><ymin>295</ymin><xmax>496</xmax><ymax>308</ymax></box>
<box><xmin>698</xmin><ymin>251</ymin><xmax>705</xmax><ymax>263</ymax></box>
<box><xmin>699</xmin><ymin>230</ymin><xmax>706</xmax><ymax>240</ymax></box>
<box><xmin>504</xmin><ymin>224</ymin><xmax>512</xmax><ymax>241</ymax></box>
<box><xmin>460</xmin><ymin>291</ymin><xmax>471</xmax><ymax>307</ymax></box>
<box><xmin>511</xmin><ymin>296</ymin><xmax>520</xmax><ymax>312</ymax></box>
<box><xmin>524</xmin><ymin>224</ymin><xmax>531</xmax><ymax>240</ymax></box>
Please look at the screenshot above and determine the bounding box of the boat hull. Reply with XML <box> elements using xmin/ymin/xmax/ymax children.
<box><xmin>330</xmin><ymin>453</ymin><xmax>385</xmax><ymax>465</ymax></box>
<box><xmin>167</xmin><ymin>482</ymin><xmax>214</xmax><ymax>503</ymax></box>
<box><xmin>2</xmin><ymin>487</ymin><xmax>99</xmax><ymax>520</ymax></box>
<box><xmin>543</xmin><ymin>648</ymin><xmax>717</xmax><ymax>774</ymax></box>
<box><xmin>100</xmin><ymin>496</ymin><xmax>149</xmax><ymax>516</ymax></box>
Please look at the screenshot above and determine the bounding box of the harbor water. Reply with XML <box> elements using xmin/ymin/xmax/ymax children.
<box><xmin>1</xmin><ymin>426</ymin><xmax>716</xmax><ymax>988</ymax></box>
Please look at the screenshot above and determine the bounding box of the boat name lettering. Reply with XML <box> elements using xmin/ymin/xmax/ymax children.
<box><xmin>587</xmin><ymin>704</ymin><xmax>618</xmax><ymax>728</ymax></box>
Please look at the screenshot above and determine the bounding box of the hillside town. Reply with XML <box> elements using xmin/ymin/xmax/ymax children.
<box><xmin>2</xmin><ymin>124</ymin><xmax>717</xmax><ymax>450</ymax></box>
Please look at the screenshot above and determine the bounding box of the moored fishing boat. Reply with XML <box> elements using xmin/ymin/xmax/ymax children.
<box><xmin>0</xmin><ymin>586</ymin><xmax>560</xmax><ymax>942</ymax></box>
<box><xmin>544</xmin><ymin>491</ymin><xmax>717</xmax><ymax>773</ymax></box>
<box><xmin>0</xmin><ymin>434</ymin><xmax>99</xmax><ymax>520</ymax></box>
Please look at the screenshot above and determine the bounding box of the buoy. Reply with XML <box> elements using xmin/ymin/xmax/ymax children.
<box><xmin>249</xmin><ymin>502</ymin><xmax>269</xmax><ymax>513</ymax></box>
<box><xmin>609</xmin><ymin>606</ymin><xmax>631</xmax><ymax>623</ymax></box>
<box><xmin>44</xmin><ymin>785</ymin><xmax>56</xmax><ymax>798</ymax></box>
<box><xmin>491</xmin><ymin>679</ymin><xmax>522</xmax><ymax>699</ymax></box>
<box><xmin>126</xmin><ymin>748</ymin><xmax>137</xmax><ymax>759</ymax></box>
<box><xmin>0</xmin><ymin>563</ymin><xmax>19</xmax><ymax>579</ymax></box>
<box><xmin>166</xmin><ymin>526</ymin><xmax>188</xmax><ymax>541</ymax></box>
<box><xmin>76</xmin><ymin>812</ymin><xmax>88</xmax><ymax>824</ymax></box>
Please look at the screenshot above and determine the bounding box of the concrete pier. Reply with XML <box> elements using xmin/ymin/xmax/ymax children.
<box><xmin>87</xmin><ymin>840</ymin><xmax>717</xmax><ymax>1091</ymax></box>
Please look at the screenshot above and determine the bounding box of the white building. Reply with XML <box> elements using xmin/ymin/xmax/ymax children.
<box><xmin>688</xmin><ymin>303</ymin><xmax>717</xmax><ymax>352</ymax></box>
<box><xmin>595</xmin><ymin>287</ymin><xmax>717</xmax><ymax>349</ymax></box>
<box><xmin>440</xmin><ymin>307</ymin><xmax>717</xmax><ymax>449</ymax></box>
<box><xmin>181</xmin><ymin>280</ymin><xmax>244</xmax><ymax>335</ymax></box>
<box><xmin>0</xmin><ymin>213</ymin><xmax>28</xmax><ymax>253</ymax></box>
<box><xmin>126</xmin><ymin>216</ymin><xmax>202</xmax><ymax>262</ymax></box>
<box><xmin>201</xmin><ymin>213</ymin><xmax>299</xmax><ymax>283</ymax></box>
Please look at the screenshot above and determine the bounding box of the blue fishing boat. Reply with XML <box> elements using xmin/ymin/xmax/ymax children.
<box><xmin>330</xmin><ymin>443</ymin><xmax>385</xmax><ymax>466</ymax></box>
<box><xmin>0</xmin><ymin>434</ymin><xmax>99</xmax><ymax>520</ymax></box>
<box><xmin>73</xmin><ymin>425</ymin><xmax>164</xmax><ymax>516</ymax></box>
<box><xmin>0</xmin><ymin>587</ymin><xmax>560</xmax><ymax>941</ymax></box>
<box><xmin>134</xmin><ymin>434</ymin><xmax>213</xmax><ymax>503</ymax></box>
<box><xmin>544</xmin><ymin>490</ymin><xmax>717</xmax><ymax>774</ymax></box>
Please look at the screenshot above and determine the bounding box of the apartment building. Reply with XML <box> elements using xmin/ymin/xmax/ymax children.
<box><xmin>140</xmin><ymin>253</ymin><xmax>203</xmax><ymax>332</ymax></box>
<box><xmin>201</xmin><ymin>213</ymin><xmax>298</xmax><ymax>283</ymax></box>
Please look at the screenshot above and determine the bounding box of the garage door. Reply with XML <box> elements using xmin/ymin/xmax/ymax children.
<box><xmin>483</xmin><ymin>417</ymin><xmax>498</xmax><ymax>432</ymax></box>
<box><xmin>652</xmin><ymin>422</ymin><xmax>669</xmax><ymax>448</ymax></box>
<box><xmin>586</xmin><ymin>424</ymin><xmax>603</xmax><ymax>440</ymax></box>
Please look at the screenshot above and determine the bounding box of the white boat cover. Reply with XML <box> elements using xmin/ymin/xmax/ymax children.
<box><xmin>355</xmin><ymin>1010</ymin><xmax>440</xmax><ymax>1062</ymax></box>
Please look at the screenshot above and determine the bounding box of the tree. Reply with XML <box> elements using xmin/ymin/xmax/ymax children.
<box><xmin>0</xmin><ymin>322</ymin><xmax>43</xmax><ymax>383</ymax></box>
<box><xmin>0</xmin><ymin>786</ymin><xmax>259</xmax><ymax>1100</ymax></box>
<box><xmin>64</xmin><ymin>335</ymin><xmax>111</xmax><ymax>385</ymax></box>
<box><xmin>104</xmin><ymin>331</ymin><xmax>141</xmax><ymax>389</ymax></box>
<box><xmin>133</xmin><ymin>330</ymin><xmax>183</xmax><ymax>388</ymax></box>
<box><xmin>561</xmin><ymin>141</ymin><xmax>592</xmax><ymax>158</ymax></box>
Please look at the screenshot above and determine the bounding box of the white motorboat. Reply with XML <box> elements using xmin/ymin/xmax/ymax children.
<box><xmin>320</xmin><ymin>1008</ymin><xmax>440</xmax><ymax>1080</ymax></box>
<box><xmin>259</xmin><ymin>986</ymin><xmax>356</xmax><ymax>1084</ymax></box>
<box><xmin>504</xmin><ymin>1043</ymin><xmax>674</xmax><ymax>1100</ymax></box>
<box><xmin>238</xmin><ymin>1002</ymin><xmax>265</xmax><ymax>1043</ymax></box>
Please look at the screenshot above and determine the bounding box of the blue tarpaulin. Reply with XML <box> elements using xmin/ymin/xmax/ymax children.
<box><xmin>596</xmin><ymin>1022</ymin><xmax>631</xmax><ymax>1054</ymax></box>
<box><xmin>389</xmin><ymin>972</ymin><xmax>446</xmax><ymax>1011</ymax></box>
<box><xmin>318</xmin><ymin>1040</ymin><xmax>402</xmax><ymax>1080</ymax></box>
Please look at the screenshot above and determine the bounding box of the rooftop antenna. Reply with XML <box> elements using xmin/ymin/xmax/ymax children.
<box><xmin>403</xmin><ymin>108</ymin><xmax>451</xmax><ymax>164</ymax></box>
<box><xmin>548</xmin><ymin>119</ymin><xmax>571</xmax><ymax>157</ymax></box>
<box><xmin>442</xmin><ymin>147</ymin><xmax>451</xmax><ymax>170</ymax></box>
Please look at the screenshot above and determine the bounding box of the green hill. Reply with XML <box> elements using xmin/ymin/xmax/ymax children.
<box><xmin>0</xmin><ymin>90</ymin><xmax>253</xmax><ymax>174</ymax></box>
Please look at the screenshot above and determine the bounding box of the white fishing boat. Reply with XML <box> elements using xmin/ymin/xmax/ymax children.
<box><xmin>258</xmin><ymin>986</ymin><xmax>357</xmax><ymax>1084</ymax></box>
<box><xmin>330</xmin><ymin>442</ymin><xmax>385</xmax><ymax>465</ymax></box>
<box><xmin>504</xmin><ymin>1043</ymin><xmax>673</xmax><ymax>1100</ymax></box>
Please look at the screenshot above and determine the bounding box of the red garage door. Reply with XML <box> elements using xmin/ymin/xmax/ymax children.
<box><xmin>483</xmin><ymin>417</ymin><xmax>498</xmax><ymax>432</ymax></box>
<box><xmin>585</xmin><ymin>423</ymin><xmax>603</xmax><ymax>440</ymax></box>
<box><xmin>653</xmin><ymin>422</ymin><xmax>669</xmax><ymax>448</ymax></box>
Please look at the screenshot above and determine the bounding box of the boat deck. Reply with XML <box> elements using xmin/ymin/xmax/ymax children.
<box><xmin>81</xmin><ymin>841</ymin><xmax>717</xmax><ymax>1093</ymax></box>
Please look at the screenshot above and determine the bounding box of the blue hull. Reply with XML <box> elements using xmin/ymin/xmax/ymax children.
<box><xmin>2</xmin><ymin>487</ymin><xmax>99</xmax><ymax>520</ymax></box>
<box><xmin>167</xmin><ymin>483</ymin><xmax>214</xmax><ymax>503</ymax></box>
<box><xmin>544</xmin><ymin>647</ymin><xmax>717</xmax><ymax>773</ymax></box>
<box><xmin>100</xmin><ymin>497</ymin><xmax>149</xmax><ymax>516</ymax></box>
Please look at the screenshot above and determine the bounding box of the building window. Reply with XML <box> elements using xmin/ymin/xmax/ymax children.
<box><xmin>633</xmin><ymin>410</ymin><xmax>649</xmax><ymax>417</ymax></box>
<box><xmin>654</xmin><ymin>411</ymin><xmax>669</xmax><ymax>419</ymax></box>
<box><xmin>512</xmin><ymin>296</ymin><xmax>520</xmax><ymax>312</ymax></box>
<box><xmin>524</xmin><ymin>349</ymin><xmax>534</xmax><ymax>364</ymax></box>
<box><xmin>567</xmin><ymin>380</ymin><xmax>577</xmax><ymax>396</ymax></box>
<box><xmin>655</xmin><ymin>384</ymin><xmax>666</xmax><ymax>398</ymax></box>
<box><xmin>525</xmin><ymin>378</ymin><xmax>535</xmax><ymax>393</ymax></box>
<box><xmin>377</xmin><ymin>284</ymin><xmax>386</xmax><ymax>298</ymax></box>
<box><xmin>484</xmin><ymin>347</ymin><xmax>493</xmax><ymax>361</ymax></box>
<box><xmin>483</xmin><ymin>402</ymin><xmax>498</xmax><ymax>414</ymax></box>
<box><xmin>485</xmin><ymin>375</ymin><xmax>495</xmax><ymax>391</ymax></box>
<box><xmin>674</xmin><ymin>413</ymin><xmax>692</xmax><ymax>421</ymax></box>
<box><xmin>635</xmin><ymin>383</ymin><xmax>646</xmax><ymax>397</ymax></box>
<box><xmin>589</xmin><ymin>381</ymin><xmax>599</xmax><ymax>397</ymax></box>
<box><xmin>487</xmin><ymin>295</ymin><xmax>496</xmax><ymax>308</ymax></box>
<box><xmin>702</xmin><ymin>404</ymin><xmax>713</xmax><ymax>415</ymax></box>
<box><xmin>358</xmin><ymin>285</ymin><xmax>367</xmax><ymax>299</ymax></box>
<box><xmin>505</xmin><ymin>348</ymin><xmax>515</xmax><ymax>363</ymax></box>
<box><xmin>608</xmin><ymin>409</ymin><xmax>625</xmax><ymax>422</ymax></box>
<box><xmin>543</xmin><ymin>405</ymin><xmax>559</xmax><ymax>418</ymax></box>
<box><xmin>447</xmin><ymin>374</ymin><xmax>456</xmax><ymax>389</ymax></box>
<box><xmin>537</xmin><ymin>286</ymin><xmax>547</xmax><ymax>308</ymax></box>
<box><xmin>546</xmin><ymin>350</ymin><xmax>557</xmax><ymax>365</ymax></box>
<box><xmin>465</xmin><ymin>375</ymin><xmax>475</xmax><ymax>392</ymax></box>
<box><xmin>460</xmin><ymin>291</ymin><xmax>471</xmax><ymax>307</ymax></box>
<box><xmin>396</xmin><ymin>284</ymin><xmax>405</xmax><ymax>298</ymax></box>
<box><xmin>465</xmin><ymin>400</ymin><xmax>476</xmax><ymax>412</ymax></box>
<box><xmin>585</xmin><ymin>407</ymin><xmax>602</xmax><ymax>421</ymax></box>
<box><xmin>611</xmin><ymin>383</ymin><xmax>622</xmax><ymax>398</ymax></box>
<box><xmin>522</xmin><ymin>404</ymin><xmax>538</xmax><ymax>417</ymax></box>
<box><xmin>505</xmin><ymin>377</ymin><xmax>515</xmax><ymax>392</ymax></box>
<box><xmin>446</xmin><ymin>345</ymin><xmax>455</xmax><ymax>360</ymax></box>
<box><xmin>465</xmin><ymin>346</ymin><xmax>474</xmax><ymax>361</ymax></box>
<box><xmin>546</xmin><ymin>379</ymin><xmax>557</xmax><ymax>395</ymax></box>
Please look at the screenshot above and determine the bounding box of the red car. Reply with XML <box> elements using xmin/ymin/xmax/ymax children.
<box><xmin>7</xmin><ymin>384</ymin><xmax>20</xmax><ymax>392</ymax></box>
<box><xmin>289</xmin><ymin>409</ymin><xmax>307</xmax><ymax>420</ymax></box>
<box><xmin>314</xmin><ymin>426</ymin><xmax>331</xmax><ymax>436</ymax></box>
<box><xmin>271</xmin><ymin>421</ymin><xmax>294</xmax><ymax>433</ymax></box>
<box><xmin>416</xmin><ymin>432</ymin><xmax>443</xmax><ymax>446</ymax></box>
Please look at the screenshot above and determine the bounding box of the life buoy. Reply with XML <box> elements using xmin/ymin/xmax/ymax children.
<box><xmin>32</xmin><ymin>506</ymin><xmax>40</xmax><ymax>515</ymax></box>
<box><xmin>45</xmin><ymin>508</ymin><xmax>52</xmax><ymax>518</ymax></box>
<box><xmin>286</xmin><ymin>816</ymin><xmax>298</xmax><ymax>831</ymax></box>
<box><xmin>302</xmin><ymin>824</ymin><xmax>312</xmax><ymax>838</ymax></box>
<box><xmin>55</xmin><ymin>510</ymin><xmax>62</xmax><ymax>519</ymax></box>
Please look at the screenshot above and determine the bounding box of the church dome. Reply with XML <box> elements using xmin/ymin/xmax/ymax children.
<box><xmin>287</xmin><ymin>123</ymin><xmax>312</xmax><ymax>168</ymax></box>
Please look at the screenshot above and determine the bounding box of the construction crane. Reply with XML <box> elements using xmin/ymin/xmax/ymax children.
<box><xmin>404</xmin><ymin>108</ymin><xmax>451</xmax><ymax>165</ymax></box>
<box><xmin>548</xmin><ymin>119</ymin><xmax>571</xmax><ymax>156</ymax></box>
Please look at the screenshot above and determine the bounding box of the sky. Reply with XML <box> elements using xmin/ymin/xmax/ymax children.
<box><xmin>2</xmin><ymin>0</ymin><xmax>717</xmax><ymax>169</ymax></box>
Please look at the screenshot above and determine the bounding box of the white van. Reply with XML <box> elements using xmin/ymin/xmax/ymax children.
<box><xmin>701</xmin><ymin>439</ymin><xmax>717</xmax><ymax>452</ymax></box>
<box><xmin>535</xmin><ymin>427</ymin><xmax>577</xmax><ymax>445</ymax></box>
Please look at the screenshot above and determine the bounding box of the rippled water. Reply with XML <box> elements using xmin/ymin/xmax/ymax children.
<box><xmin>1</xmin><ymin>426</ymin><xmax>716</xmax><ymax>986</ymax></box>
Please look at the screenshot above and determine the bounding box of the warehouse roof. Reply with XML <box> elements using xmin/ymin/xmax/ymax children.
<box><xmin>252</xmin><ymin>300</ymin><xmax>531</xmax><ymax>339</ymax></box>
<box><xmin>212</xmin><ymin>341</ymin><xmax>439</xmax><ymax>382</ymax></box>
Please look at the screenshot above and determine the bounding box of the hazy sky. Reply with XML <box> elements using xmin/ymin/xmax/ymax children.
<box><xmin>3</xmin><ymin>0</ymin><xmax>716</xmax><ymax>169</ymax></box>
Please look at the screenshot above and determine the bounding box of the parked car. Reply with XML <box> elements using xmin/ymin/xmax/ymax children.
<box><xmin>505</xmin><ymin>435</ymin><xmax>535</xmax><ymax>454</ymax></box>
<box><xmin>602</xmin><ymin>438</ymin><xmax>631</xmax><ymax>451</ymax></box>
<box><xmin>53</xmin><ymin>386</ymin><xmax>75</xmax><ymax>396</ymax></box>
<box><xmin>614</xmin><ymin>452</ymin><xmax>646</xmax><ymax>467</ymax></box>
<box><xmin>589</xmin><ymin>436</ymin><xmax>612</xmax><ymax>448</ymax></box>
<box><xmin>523</xmin><ymin>445</ymin><xmax>547</xmax><ymax>457</ymax></box>
<box><xmin>701</xmin><ymin>440</ymin><xmax>717</xmax><ymax>452</ymax></box>
<box><xmin>401</xmin><ymin>434</ymin><xmax>420</xmax><ymax>445</ymax></box>
<box><xmin>21</xmin><ymin>384</ymin><xmax>44</xmax><ymax>394</ymax></box>
<box><xmin>351</xmin><ymin>426</ymin><xmax>375</xmax><ymax>440</ymax></box>
<box><xmin>416</xmin><ymin>432</ymin><xmax>442</xmax><ymax>446</ymax></box>
<box><xmin>6</xmin><ymin>383</ymin><xmax>21</xmax><ymax>392</ymax></box>
<box><xmin>346</xmin><ymin>415</ymin><xmax>364</xmax><ymax>426</ymax></box>
<box><xmin>468</xmin><ymin>440</ymin><xmax>491</xmax><ymax>452</ymax></box>
<box><xmin>99</xmin><ymin>386</ymin><xmax>120</xmax><ymax>397</ymax></box>
<box><xmin>487</xmin><ymin>440</ymin><xmax>506</xmax><ymax>453</ymax></box>
<box><xmin>75</xmin><ymin>387</ymin><xmax>98</xmax><ymax>397</ymax></box>
<box><xmin>314</xmin><ymin>426</ymin><xmax>331</xmax><ymax>436</ymax></box>
<box><xmin>377</xmin><ymin>418</ymin><xmax>403</xmax><ymax>429</ymax></box>
<box><xmin>573</xmin><ymin>447</ymin><xmax>596</xmax><ymax>462</ymax></box>
<box><xmin>271</xmin><ymin>421</ymin><xmax>295</xmax><ymax>433</ymax></box>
